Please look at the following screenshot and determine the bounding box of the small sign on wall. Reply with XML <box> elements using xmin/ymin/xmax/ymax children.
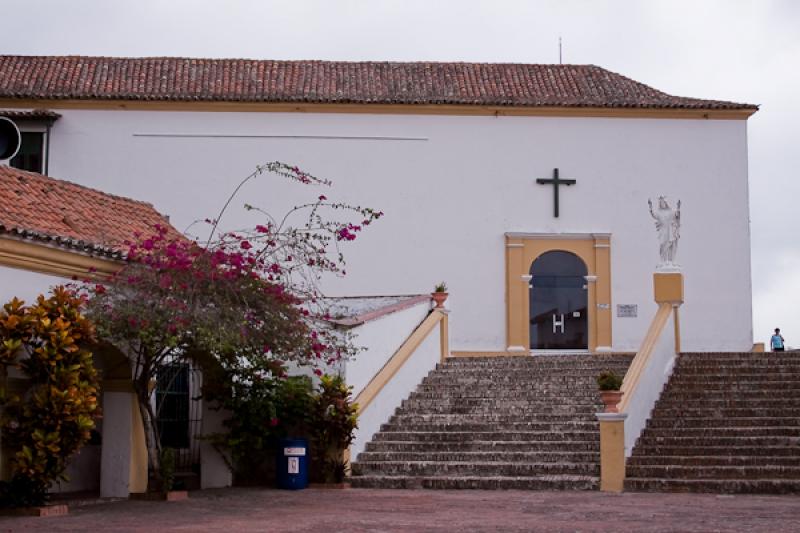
<box><xmin>617</xmin><ymin>304</ymin><xmax>638</xmax><ymax>318</ymax></box>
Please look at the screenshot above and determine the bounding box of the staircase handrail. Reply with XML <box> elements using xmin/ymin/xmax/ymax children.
<box><xmin>354</xmin><ymin>308</ymin><xmax>449</xmax><ymax>415</ymax></box>
<box><xmin>618</xmin><ymin>303</ymin><xmax>673</xmax><ymax>413</ymax></box>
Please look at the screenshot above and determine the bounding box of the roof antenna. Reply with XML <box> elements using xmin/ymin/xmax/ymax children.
<box><xmin>559</xmin><ymin>36</ymin><xmax>563</xmax><ymax>64</ymax></box>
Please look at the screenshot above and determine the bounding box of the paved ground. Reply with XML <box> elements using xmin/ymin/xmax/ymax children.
<box><xmin>2</xmin><ymin>488</ymin><xmax>800</xmax><ymax>532</ymax></box>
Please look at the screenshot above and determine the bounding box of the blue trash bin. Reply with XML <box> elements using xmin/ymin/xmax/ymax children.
<box><xmin>276</xmin><ymin>438</ymin><xmax>309</xmax><ymax>490</ymax></box>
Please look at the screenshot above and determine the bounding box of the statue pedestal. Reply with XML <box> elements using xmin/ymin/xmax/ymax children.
<box><xmin>653</xmin><ymin>272</ymin><xmax>684</xmax><ymax>305</ymax></box>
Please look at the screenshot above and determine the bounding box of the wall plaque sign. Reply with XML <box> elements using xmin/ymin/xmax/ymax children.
<box><xmin>617</xmin><ymin>304</ymin><xmax>638</xmax><ymax>318</ymax></box>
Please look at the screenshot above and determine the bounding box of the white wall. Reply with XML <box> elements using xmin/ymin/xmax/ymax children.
<box><xmin>344</xmin><ymin>301</ymin><xmax>431</xmax><ymax>397</ymax></box>
<box><xmin>45</xmin><ymin>110</ymin><xmax>753</xmax><ymax>352</ymax></box>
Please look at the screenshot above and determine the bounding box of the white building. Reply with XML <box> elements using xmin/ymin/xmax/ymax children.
<box><xmin>0</xmin><ymin>56</ymin><xmax>758</xmax><ymax>355</ymax></box>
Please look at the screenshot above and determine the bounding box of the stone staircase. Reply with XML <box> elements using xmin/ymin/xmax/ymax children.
<box><xmin>626</xmin><ymin>352</ymin><xmax>800</xmax><ymax>494</ymax></box>
<box><xmin>351</xmin><ymin>354</ymin><xmax>632</xmax><ymax>490</ymax></box>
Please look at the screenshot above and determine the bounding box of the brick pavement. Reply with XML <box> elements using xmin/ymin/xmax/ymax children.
<box><xmin>2</xmin><ymin>488</ymin><xmax>799</xmax><ymax>532</ymax></box>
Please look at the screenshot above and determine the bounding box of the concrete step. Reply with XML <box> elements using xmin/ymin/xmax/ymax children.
<box><xmin>627</xmin><ymin>455</ymin><xmax>800</xmax><ymax>467</ymax></box>
<box><xmin>630</xmin><ymin>445</ymin><xmax>799</xmax><ymax>457</ymax></box>
<box><xmin>625</xmin><ymin>464</ymin><xmax>800</xmax><ymax>480</ymax></box>
<box><xmin>633</xmin><ymin>435</ymin><xmax>800</xmax><ymax>447</ymax></box>
<box><xmin>365</xmin><ymin>440</ymin><xmax>600</xmax><ymax>453</ymax></box>
<box><xmin>381</xmin><ymin>420</ymin><xmax>598</xmax><ymax>433</ymax></box>
<box><xmin>372</xmin><ymin>430</ymin><xmax>599</xmax><ymax>443</ymax></box>
<box><xmin>356</xmin><ymin>450</ymin><xmax>600</xmax><ymax>464</ymax></box>
<box><xmin>401</xmin><ymin>398</ymin><xmax>601</xmax><ymax>408</ymax></box>
<box><xmin>646</xmin><ymin>416</ymin><xmax>800</xmax><ymax>429</ymax></box>
<box><xmin>674</xmin><ymin>357</ymin><xmax>800</xmax><ymax>370</ymax></box>
<box><xmin>350</xmin><ymin>474</ymin><xmax>599</xmax><ymax>490</ymax></box>
<box><xmin>654</xmin><ymin>398</ymin><xmax>800</xmax><ymax>409</ymax></box>
<box><xmin>663</xmin><ymin>384</ymin><xmax>800</xmax><ymax>394</ymax></box>
<box><xmin>647</xmin><ymin>407</ymin><xmax>800</xmax><ymax>418</ymax></box>
<box><xmin>394</xmin><ymin>405</ymin><xmax>599</xmax><ymax>416</ymax></box>
<box><xmin>639</xmin><ymin>426</ymin><xmax>800</xmax><ymax>438</ymax></box>
<box><xmin>431</xmin><ymin>368</ymin><xmax>630</xmax><ymax>376</ymax></box>
<box><xmin>411</xmin><ymin>388</ymin><xmax>602</xmax><ymax>398</ymax></box>
<box><xmin>443</xmin><ymin>355</ymin><xmax>632</xmax><ymax>365</ymax></box>
<box><xmin>390</xmin><ymin>413</ymin><xmax>602</xmax><ymax>424</ymax></box>
<box><xmin>352</xmin><ymin>461</ymin><xmax>598</xmax><ymax>477</ymax></box>
<box><xmin>667</xmin><ymin>374</ymin><xmax>800</xmax><ymax>383</ymax></box>
<box><xmin>624</xmin><ymin>477</ymin><xmax>800</xmax><ymax>495</ymax></box>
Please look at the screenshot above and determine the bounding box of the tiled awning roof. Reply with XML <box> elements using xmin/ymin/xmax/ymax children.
<box><xmin>0</xmin><ymin>55</ymin><xmax>757</xmax><ymax>111</ymax></box>
<box><xmin>0</xmin><ymin>165</ymin><xmax>178</xmax><ymax>258</ymax></box>
<box><xmin>0</xmin><ymin>109</ymin><xmax>60</xmax><ymax>121</ymax></box>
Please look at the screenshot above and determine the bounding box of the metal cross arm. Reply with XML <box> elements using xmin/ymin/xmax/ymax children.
<box><xmin>536</xmin><ymin>167</ymin><xmax>576</xmax><ymax>218</ymax></box>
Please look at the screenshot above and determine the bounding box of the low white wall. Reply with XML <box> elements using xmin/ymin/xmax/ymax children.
<box><xmin>100</xmin><ymin>391</ymin><xmax>134</xmax><ymax>498</ymax></box>
<box><xmin>350</xmin><ymin>320</ymin><xmax>441</xmax><ymax>460</ymax></box>
<box><xmin>623</xmin><ymin>310</ymin><xmax>677</xmax><ymax>456</ymax></box>
<box><xmin>50</xmin><ymin>445</ymin><xmax>101</xmax><ymax>493</ymax></box>
<box><xmin>200</xmin><ymin>403</ymin><xmax>233</xmax><ymax>489</ymax></box>
<box><xmin>344</xmin><ymin>301</ymin><xmax>431</xmax><ymax>397</ymax></box>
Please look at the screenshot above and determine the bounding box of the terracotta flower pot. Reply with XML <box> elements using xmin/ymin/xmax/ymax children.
<box><xmin>431</xmin><ymin>292</ymin><xmax>448</xmax><ymax>308</ymax></box>
<box><xmin>599</xmin><ymin>390</ymin><xmax>624</xmax><ymax>413</ymax></box>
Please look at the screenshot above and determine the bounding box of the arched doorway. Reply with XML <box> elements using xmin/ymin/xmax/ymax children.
<box><xmin>529</xmin><ymin>251</ymin><xmax>588</xmax><ymax>350</ymax></box>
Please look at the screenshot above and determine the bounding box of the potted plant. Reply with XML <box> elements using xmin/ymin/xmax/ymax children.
<box><xmin>431</xmin><ymin>282</ymin><xmax>448</xmax><ymax>308</ymax></box>
<box><xmin>596</xmin><ymin>370</ymin><xmax>624</xmax><ymax>413</ymax></box>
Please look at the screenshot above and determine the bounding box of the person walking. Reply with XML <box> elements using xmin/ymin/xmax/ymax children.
<box><xmin>771</xmin><ymin>328</ymin><xmax>785</xmax><ymax>352</ymax></box>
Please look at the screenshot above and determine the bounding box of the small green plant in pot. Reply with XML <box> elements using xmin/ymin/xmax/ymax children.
<box><xmin>596</xmin><ymin>370</ymin><xmax>624</xmax><ymax>413</ymax></box>
<box><xmin>431</xmin><ymin>282</ymin><xmax>448</xmax><ymax>308</ymax></box>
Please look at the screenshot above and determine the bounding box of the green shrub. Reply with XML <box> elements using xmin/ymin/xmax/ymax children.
<box><xmin>596</xmin><ymin>370</ymin><xmax>623</xmax><ymax>391</ymax></box>
<box><xmin>206</xmin><ymin>372</ymin><xmax>313</xmax><ymax>484</ymax></box>
<box><xmin>0</xmin><ymin>288</ymin><xmax>101</xmax><ymax>507</ymax></box>
<box><xmin>309</xmin><ymin>374</ymin><xmax>358</xmax><ymax>483</ymax></box>
<box><xmin>160</xmin><ymin>447</ymin><xmax>176</xmax><ymax>492</ymax></box>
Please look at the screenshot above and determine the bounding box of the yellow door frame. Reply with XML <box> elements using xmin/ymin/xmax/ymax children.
<box><xmin>505</xmin><ymin>233</ymin><xmax>612</xmax><ymax>353</ymax></box>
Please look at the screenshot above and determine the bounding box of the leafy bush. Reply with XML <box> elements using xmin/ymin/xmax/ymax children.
<box><xmin>205</xmin><ymin>370</ymin><xmax>314</xmax><ymax>484</ymax></box>
<box><xmin>434</xmin><ymin>282</ymin><xmax>448</xmax><ymax>293</ymax></box>
<box><xmin>309</xmin><ymin>374</ymin><xmax>358</xmax><ymax>483</ymax></box>
<box><xmin>596</xmin><ymin>370</ymin><xmax>623</xmax><ymax>391</ymax></box>
<box><xmin>0</xmin><ymin>287</ymin><xmax>101</xmax><ymax>507</ymax></box>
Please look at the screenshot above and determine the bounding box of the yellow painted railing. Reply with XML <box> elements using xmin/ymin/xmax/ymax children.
<box><xmin>617</xmin><ymin>303</ymin><xmax>673</xmax><ymax>413</ymax></box>
<box><xmin>354</xmin><ymin>308</ymin><xmax>449</xmax><ymax>415</ymax></box>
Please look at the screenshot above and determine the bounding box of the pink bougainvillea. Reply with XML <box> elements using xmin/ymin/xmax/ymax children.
<box><xmin>79</xmin><ymin>161</ymin><xmax>382</xmax><ymax>490</ymax></box>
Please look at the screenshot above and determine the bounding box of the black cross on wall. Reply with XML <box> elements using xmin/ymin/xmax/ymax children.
<box><xmin>536</xmin><ymin>168</ymin><xmax>576</xmax><ymax>218</ymax></box>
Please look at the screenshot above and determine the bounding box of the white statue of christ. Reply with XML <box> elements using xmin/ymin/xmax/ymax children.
<box><xmin>648</xmin><ymin>196</ymin><xmax>681</xmax><ymax>270</ymax></box>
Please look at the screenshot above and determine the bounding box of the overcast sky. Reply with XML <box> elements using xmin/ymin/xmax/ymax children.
<box><xmin>2</xmin><ymin>0</ymin><xmax>798</xmax><ymax>346</ymax></box>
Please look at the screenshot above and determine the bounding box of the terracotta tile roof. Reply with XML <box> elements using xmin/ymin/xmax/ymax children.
<box><xmin>0</xmin><ymin>55</ymin><xmax>757</xmax><ymax>111</ymax></box>
<box><xmin>0</xmin><ymin>165</ymin><xmax>178</xmax><ymax>258</ymax></box>
<box><xmin>0</xmin><ymin>109</ymin><xmax>60</xmax><ymax>121</ymax></box>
